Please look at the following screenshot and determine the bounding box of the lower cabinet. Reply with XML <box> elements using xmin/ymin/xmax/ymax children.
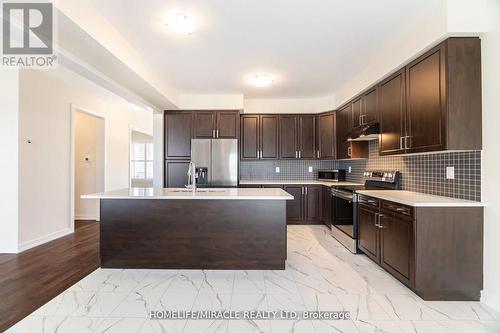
<box><xmin>321</xmin><ymin>186</ymin><xmax>332</xmax><ymax>227</ymax></box>
<box><xmin>284</xmin><ymin>185</ymin><xmax>321</xmax><ymax>224</ymax></box>
<box><xmin>357</xmin><ymin>194</ymin><xmax>483</xmax><ymax>301</ymax></box>
<box><xmin>165</xmin><ymin>160</ymin><xmax>190</xmax><ymax>187</ymax></box>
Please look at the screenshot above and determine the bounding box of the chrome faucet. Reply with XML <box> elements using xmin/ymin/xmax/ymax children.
<box><xmin>186</xmin><ymin>161</ymin><xmax>197</xmax><ymax>192</ymax></box>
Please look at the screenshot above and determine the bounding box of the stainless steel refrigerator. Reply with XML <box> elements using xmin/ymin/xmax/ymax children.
<box><xmin>191</xmin><ymin>139</ymin><xmax>238</xmax><ymax>187</ymax></box>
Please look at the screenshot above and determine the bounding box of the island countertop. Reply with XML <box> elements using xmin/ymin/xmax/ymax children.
<box><xmin>82</xmin><ymin>187</ymin><xmax>294</xmax><ymax>200</ymax></box>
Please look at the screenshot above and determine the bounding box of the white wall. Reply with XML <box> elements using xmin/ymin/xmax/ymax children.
<box><xmin>244</xmin><ymin>95</ymin><xmax>335</xmax><ymax>114</ymax></box>
<box><xmin>179</xmin><ymin>94</ymin><xmax>244</xmax><ymax>110</ymax></box>
<box><xmin>74</xmin><ymin>111</ymin><xmax>104</xmax><ymax>220</ymax></box>
<box><xmin>18</xmin><ymin>66</ymin><xmax>153</xmax><ymax>250</ymax></box>
<box><xmin>480</xmin><ymin>0</ymin><xmax>500</xmax><ymax>312</ymax></box>
<box><xmin>0</xmin><ymin>69</ymin><xmax>19</xmax><ymax>253</ymax></box>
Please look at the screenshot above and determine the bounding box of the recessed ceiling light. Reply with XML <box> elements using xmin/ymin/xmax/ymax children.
<box><xmin>164</xmin><ymin>12</ymin><xmax>197</xmax><ymax>35</ymax></box>
<box><xmin>251</xmin><ymin>74</ymin><xmax>274</xmax><ymax>87</ymax></box>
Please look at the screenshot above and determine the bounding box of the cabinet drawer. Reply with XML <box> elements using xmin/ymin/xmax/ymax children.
<box><xmin>381</xmin><ymin>201</ymin><xmax>414</xmax><ymax>219</ymax></box>
<box><xmin>358</xmin><ymin>195</ymin><xmax>379</xmax><ymax>208</ymax></box>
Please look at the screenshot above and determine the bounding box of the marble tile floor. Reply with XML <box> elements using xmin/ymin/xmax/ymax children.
<box><xmin>7</xmin><ymin>225</ymin><xmax>500</xmax><ymax>333</ymax></box>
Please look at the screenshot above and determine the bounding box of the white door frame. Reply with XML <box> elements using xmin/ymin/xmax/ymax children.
<box><xmin>129</xmin><ymin>126</ymin><xmax>154</xmax><ymax>188</ymax></box>
<box><xmin>70</xmin><ymin>104</ymin><xmax>106</xmax><ymax>231</ymax></box>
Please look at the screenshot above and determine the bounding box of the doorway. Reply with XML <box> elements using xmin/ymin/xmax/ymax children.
<box><xmin>71</xmin><ymin>107</ymin><xmax>105</xmax><ymax>227</ymax></box>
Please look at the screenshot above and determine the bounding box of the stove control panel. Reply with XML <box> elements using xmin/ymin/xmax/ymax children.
<box><xmin>363</xmin><ymin>171</ymin><xmax>399</xmax><ymax>183</ymax></box>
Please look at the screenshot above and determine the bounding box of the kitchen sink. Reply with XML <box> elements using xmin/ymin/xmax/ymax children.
<box><xmin>167</xmin><ymin>189</ymin><xmax>226</xmax><ymax>193</ymax></box>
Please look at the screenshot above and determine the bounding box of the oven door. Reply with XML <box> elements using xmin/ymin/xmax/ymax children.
<box><xmin>331</xmin><ymin>189</ymin><xmax>355</xmax><ymax>238</ymax></box>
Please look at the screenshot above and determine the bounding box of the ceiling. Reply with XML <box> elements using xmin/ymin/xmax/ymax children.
<box><xmin>89</xmin><ymin>0</ymin><xmax>444</xmax><ymax>99</ymax></box>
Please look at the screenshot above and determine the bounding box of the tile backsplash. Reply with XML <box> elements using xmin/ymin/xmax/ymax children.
<box><xmin>240</xmin><ymin>140</ymin><xmax>481</xmax><ymax>201</ymax></box>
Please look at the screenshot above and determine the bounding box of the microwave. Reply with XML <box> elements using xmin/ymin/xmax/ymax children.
<box><xmin>318</xmin><ymin>169</ymin><xmax>346</xmax><ymax>182</ymax></box>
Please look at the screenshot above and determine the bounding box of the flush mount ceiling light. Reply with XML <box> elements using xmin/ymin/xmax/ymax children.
<box><xmin>164</xmin><ymin>12</ymin><xmax>197</xmax><ymax>35</ymax></box>
<box><xmin>251</xmin><ymin>74</ymin><xmax>274</xmax><ymax>88</ymax></box>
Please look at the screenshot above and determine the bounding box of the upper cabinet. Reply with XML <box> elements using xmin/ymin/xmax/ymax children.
<box><xmin>279</xmin><ymin>115</ymin><xmax>316</xmax><ymax>159</ymax></box>
<box><xmin>193</xmin><ymin>111</ymin><xmax>239</xmax><ymax>139</ymax></box>
<box><xmin>336</xmin><ymin>105</ymin><xmax>368</xmax><ymax>160</ymax></box>
<box><xmin>317</xmin><ymin>112</ymin><xmax>336</xmax><ymax>159</ymax></box>
<box><xmin>379</xmin><ymin>69</ymin><xmax>407</xmax><ymax>156</ymax></box>
<box><xmin>341</xmin><ymin>37</ymin><xmax>481</xmax><ymax>156</ymax></box>
<box><xmin>165</xmin><ymin>112</ymin><xmax>193</xmax><ymax>159</ymax></box>
<box><xmin>240</xmin><ymin>114</ymin><xmax>278</xmax><ymax>160</ymax></box>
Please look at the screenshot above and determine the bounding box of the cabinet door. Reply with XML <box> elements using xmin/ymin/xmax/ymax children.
<box><xmin>217</xmin><ymin>111</ymin><xmax>239</xmax><ymax>138</ymax></box>
<box><xmin>358</xmin><ymin>205</ymin><xmax>380</xmax><ymax>263</ymax></box>
<box><xmin>362</xmin><ymin>87</ymin><xmax>378</xmax><ymax>125</ymax></box>
<box><xmin>260</xmin><ymin>115</ymin><xmax>279</xmax><ymax>159</ymax></box>
<box><xmin>321</xmin><ymin>186</ymin><xmax>332</xmax><ymax>227</ymax></box>
<box><xmin>318</xmin><ymin>113</ymin><xmax>336</xmax><ymax>159</ymax></box>
<box><xmin>406</xmin><ymin>46</ymin><xmax>445</xmax><ymax>153</ymax></box>
<box><xmin>165</xmin><ymin>160</ymin><xmax>190</xmax><ymax>187</ymax></box>
<box><xmin>279</xmin><ymin>115</ymin><xmax>298</xmax><ymax>159</ymax></box>
<box><xmin>379</xmin><ymin>69</ymin><xmax>406</xmax><ymax>155</ymax></box>
<box><xmin>379</xmin><ymin>213</ymin><xmax>414</xmax><ymax>286</ymax></box>
<box><xmin>165</xmin><ymin>112</ymin><xmax>193</xmax><ymax>159</ymax></box>
<box><xmin>304</xmin><ymin>186</ymin><xmax>321</xmax><ymax>223</ymax></box>
<box><xmin>299</xmin><ymin>115</ymin><xmax>316</xmax><ymax>159</ymax></box>
<box><xmin>194</xmin><ymin>112</ymin><xmax>216</xmax><ymax>138</ymax></box>
<box><xmin>240</xmin><ymin>115</ymin><xmax>259</xmax><ymax>160</ymax></box>
<box><xmin>351</xmin><ymin>98</ymin><xmax>363</xmax><ymax>129</ymax></box>
<box><xmin>284</xmin><ymin>185</ymin><xmax>303</xmax><ymax>224</ymax></box>
<box><xmin>336</xmin><ymin>105</ymin><xmax>351</xmax><ymax>160</ymax></box>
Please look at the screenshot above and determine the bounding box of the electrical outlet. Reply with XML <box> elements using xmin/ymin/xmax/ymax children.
<box><xmin>348</xmin><ymin>166</ymin><xmax>352</xmax><ymax>173</ymax></box>
<box><xmin>308</xmin><ymin>166</ymin><xmax>313</xmax><ymax>173</ymax></box>
<box><xmin>446</xmin><ymin>166</ymin><xmax>455</xmax><ymax>179</ymax></box>
<box><xmin>275</xmin><ymin>167</ymin><xmax>280</xmax><ymax>173</ymax></box>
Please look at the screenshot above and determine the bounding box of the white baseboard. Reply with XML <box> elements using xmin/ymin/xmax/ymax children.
<box><xmin>0</xmin><ymin>243</ymin><xmax>19</xmax><ymax>254</ymax></box>
<box><xmin>17</xmin><ymin>228</ymin><xmax>73</xmax><ymax>253</ymax></box>
<box><xmin>481</xmin><ymin>290</ymin><xmax>500</xmax><ymax>313</ymax></box>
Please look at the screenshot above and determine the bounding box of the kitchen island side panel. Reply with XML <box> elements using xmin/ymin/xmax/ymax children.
<box><xmin>99</xmin><ymin>199</ymin><xmax>286</xmax><ymax>269</ymax></box>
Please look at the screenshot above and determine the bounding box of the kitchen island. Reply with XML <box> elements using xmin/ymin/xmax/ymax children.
<box><xmin>82</xmin><ymin>188</ymin><xmax>293</xmax><ymax>270</ymax></box>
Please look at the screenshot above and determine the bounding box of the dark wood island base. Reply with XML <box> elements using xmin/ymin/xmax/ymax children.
<box><xmin>100</xmin><ymin>199</ymin><xmax>287</xmax><ymax>270</ymax></box>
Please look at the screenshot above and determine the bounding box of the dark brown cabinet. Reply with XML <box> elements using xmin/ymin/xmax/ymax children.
<box><xmin>165</xmin><ymin>112</ymin><xmax>193</xmax><ymax>159</ymax></box>
<box><xmin>321</xmin><ymin>185</ymin><xmax>332</xmax><ymax>227</ymax></box>
<box><xmin>357</xmin><ymin>194</ymin><xmax>483</xmax><ymax>301</ymax></box>
<box><xmin>379</xmin><ymin>69</ymin><xmax>407</xmax><ymax>155</ymax></box>
<box><xmin>336</xmin><ymin>105</ymin><xmax>368</xmax><ymax>160</ymax></box>
<box><xmin>193</xmin><ymin>111</ymin><xmax>239</xmax><ymax>139</ymax></box>
<box><xmin>362</xmin><ymin>87</ymin><xmax>378</xmax><ymax>125</ymax></box>
<box><xmin>165</xmin><ymin>160</ymin><xmax>190</xmax><ymax>187</ymax></box>
<box><xmin>194</xmin><ymin>112</ymin><xmax>216</xmax><ymax>138</ymax></box>
<box><xmin>284</xmin><ymin>185</ymin><xmax>322</xmax><ymax>224</ymax></box>
<box><xmin>284</xmin><ymin>185</ymin><xmax>303</xmax><ymax>223</ymax></box>
<box><xmin>351</xmin><ymin>98</ymin><xmax>363</xmax><ymax>130</ymax></box>
<box><xmin>358</xmin><ymin>203</ymin><xmax>380</xmax><ymax>263</ymax></box>
<box><xmin>317</xmin><ymin>112</ymin><xmax>336</xmax><ymax>159</ymax></box>
<box><xmin>240</xmin><ymin>114</ymin><xmax>278</xmax><ymax>160</ymax></box>
<box><xmin>240</xmin><ymin>115</ymin><xmax>259</xmax><ymax>159</ymax></box>
<box><xmin>378</xmin><ymin>38</ymin><xmax>481</xmax><ymax>155</ymax></box>
<box><xmin>279</xmin><ymin>115</ymin><xmax>316</xmax><ymax>159</ymax></box>
<box><xmin>379</xmin><ymin>212</ymin><xmax>413</xmax><ymax>284</ymax></box>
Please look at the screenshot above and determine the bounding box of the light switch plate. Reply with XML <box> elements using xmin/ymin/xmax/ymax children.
<box><xmin>446</xmin><ymin>166</ymin><xmax>455</xmax><ymax>179</ymax></box>
<box><xmin>308</xmin><ymin>166</ymin><xmax>313</xmax><ymax>173</ymax></box>
<box><xmin>348</xmin><ymin>166</ymin><xmax>352</xmax><ymax>173</ymax></box>
<box><xmin>275</xmin><ymin>167</ymin><xmax>280</xmax><ymax>173</ymax></box>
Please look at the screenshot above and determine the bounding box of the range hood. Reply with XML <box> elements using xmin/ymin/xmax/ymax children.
<box><xmin>348</xmin><ymin>122</ymin><xmax>380</xmax><ymax>141</ymax></box>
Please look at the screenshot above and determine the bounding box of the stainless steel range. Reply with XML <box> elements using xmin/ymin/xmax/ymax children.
<box><xmin>331</xmin><ymin>171</ymin><xmax>401</xmax><ymax>253</ymax></box>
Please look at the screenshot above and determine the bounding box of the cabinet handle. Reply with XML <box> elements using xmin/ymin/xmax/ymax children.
<box><xmin>301</xmin><ymin>187</ymin><xmax>304</xmax><ymax>195</ymax></box>
<box><xmin>317</xmin><ymin>151</ymin><xmax>320</xmax><ymax>158</ymax></box>
<box><xmin>299</xmin><ymin>151</ymin><xmax>302</xmax><ymax>159</ymax></box>
<box><xmin>347</xmin><ymin>146</ymin><xmax>352</xmax><ymax>157</ymax></box>
<box><xmin>400</xmin><ymin>137</ymin><xmax>404</xmax><ymax>150</ymax></box>
<box><xmin>359</xmin><ymin>115</ymin><xmax>362</xmax><ymax>125</ymax></box>
<box><xmin>378</xmin><ymin>214</ymin><xmax>385</xmax><ymax>229</ymax></box>
<box><xmin>213</xmin><ymin>129</ymin><xmax>216</xmax><ymax>138</ymax></box>
<box><xmin>216</xmin><ymin>129</ymin><xmax>219</xmax><ymax>138</ymax></box>
<box><xmin>295</xmin><ymin>151</ymin><xmax>298</xmax><ymax>158</ymax></box>
<box><xmin>305</xmin><ymin>187</ymin><xmax>308</xmax><ymax>195</ymax></box>
<box><xmin>260</xmin><ymin>150</ymin><xmax>263</xmax><ymax>159</ymax></box>
<box><xmin>374</xmin><ymin>213</ymin><xmax>380</xmax><ymax>227</ymax></box>
<box><xmin>405</xmin><ymin>136</ymin><xmax>411</xmax><ymax>149</ymax></box>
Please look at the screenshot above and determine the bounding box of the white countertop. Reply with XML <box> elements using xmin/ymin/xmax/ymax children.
<box><xmin>239</xmin><ymin>180</ymin><xmax>363</xmax><ymax>187</ymax></box>
<box><xmin>356</xmin><ymin>190</ymin><xmax>485</xmax><ymax>207</ymax></box>
<box><xmin>82</xmin><ymin>188</ymin><xmax>294</xmax><ymax>200</ymax></box>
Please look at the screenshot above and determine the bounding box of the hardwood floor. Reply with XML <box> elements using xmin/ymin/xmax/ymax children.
<box><xmin>0</xmin><ymin>221</ymin><xmax>99</xmax><ymax>332</ymax></box>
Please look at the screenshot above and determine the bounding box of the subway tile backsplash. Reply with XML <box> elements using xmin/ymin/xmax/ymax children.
<box><xmin>240</xmin><ymin>140</ymin><xmax>481</xmax><ymax>201</ymax></box>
